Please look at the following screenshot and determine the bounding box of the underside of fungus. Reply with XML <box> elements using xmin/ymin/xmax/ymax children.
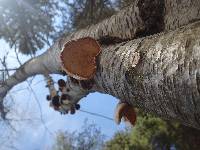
<box><xmin>60</xmin><ymin>37</ymin><xmax>101</xmax><ymax>80</ymax></box>
<box><xmin>115</xmin><ymin>102</ymin><xmax>137</xmax><ymax>126</ymax></box>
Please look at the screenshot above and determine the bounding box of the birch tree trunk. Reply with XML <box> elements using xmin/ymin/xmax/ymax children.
<box><xmin>1</xmin><ymin>0</ymin><xmax>200</xmax><ymax>129</ymax></box>
<box><xmin>94</xmin><ymin>21</ymin><xmax>200</xmax><ymax>129</ymax></box>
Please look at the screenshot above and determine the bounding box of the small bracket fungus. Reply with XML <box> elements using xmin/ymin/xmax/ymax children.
<box><xmin>115</xmin><ymin>102</ymin><xmax>137</xmax><ymax>126</ymax></box>
<box><xmin>60</xmin><ymin>37</ymin><xmax>101</xmax><ymax>80</ymax></box>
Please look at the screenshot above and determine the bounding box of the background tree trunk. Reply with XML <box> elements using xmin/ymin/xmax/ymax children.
<box><xmin>164</xmin><ymin>0</ymin><xmax>200</xmax><ymax>30</ymax></box>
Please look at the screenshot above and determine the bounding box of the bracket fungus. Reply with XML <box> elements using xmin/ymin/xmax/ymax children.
<box><xmin>115</xmin><ymin>102</ymin><xmax>137</xmax><ymax>126</ymax></box>
<box><xmin>60</xmin><ymin>37</ymin><xmax>101</xmax><ymax>80</ymax></box>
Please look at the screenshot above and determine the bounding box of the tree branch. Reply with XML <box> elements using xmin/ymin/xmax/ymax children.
<box><xmin>1</xmin><ymin>0</ymin><xmax>200</xmax><ymax>128</ymax></box>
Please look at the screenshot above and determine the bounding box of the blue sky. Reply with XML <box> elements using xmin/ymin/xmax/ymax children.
<box><xmin>0</xmin><ymin>38</ymin><xmax>127</xmax><ymax>150</ymax></box>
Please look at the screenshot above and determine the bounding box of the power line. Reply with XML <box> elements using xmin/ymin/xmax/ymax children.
<box><xmin>79</xmin><ymin>109</ymin><xmax>114</xmax><ymax>121</ymax></box>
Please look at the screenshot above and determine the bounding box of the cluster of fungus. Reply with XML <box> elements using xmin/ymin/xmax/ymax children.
<box><xmin>46</xmin><ymin>77</ymin><xmax>80</xmax><ymax>115</ymax></box>
<box><xmin>57</xmin><ymin>79</ymin><xmax>80</xmax><ymax>114</ymax></box>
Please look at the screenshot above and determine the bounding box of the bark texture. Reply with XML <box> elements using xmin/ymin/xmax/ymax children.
<box><xmin>63</xmin><ymin>0</ymin><xmax>164</xmax><ymax>43</ymax></box>
<box><xmin>164</xmin><ymin>0</ymin><xmax>200</xmax><ymax>30</ymax></box>
<box><xmin>94</xmin><ymin>21</ymin><xmax>200</xmax><ymax>129</ymax></box>
<box><xmin>1</xmin><ymin>0</ymin><xmax>200</xmax><ymax>128</ymax></box>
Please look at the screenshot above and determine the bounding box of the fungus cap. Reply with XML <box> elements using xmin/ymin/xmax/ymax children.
<box><xmin>60</xmin><ymin>37</ymin><xmax>101</xmax><ymax>80</ymax></box>
<box><xmin>115</xmin><ymin>103</ymin><xmax>137</xmax><ymax>126</ymax></box>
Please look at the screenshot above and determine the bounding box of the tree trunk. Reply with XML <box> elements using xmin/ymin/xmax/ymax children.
<box><xmin>94</xmin><ymin>21</ymin><xmax>200</xmax><ymax>129</ymax></box>
<box><xmin>164</xmin><ymin>0</ymin><xmax>200</xmax><ymax>30</ymax></box>
<box><xmin>1</xmin><ymin>0</ymin><xmax>200</xmax><ymax>129</ymax></box>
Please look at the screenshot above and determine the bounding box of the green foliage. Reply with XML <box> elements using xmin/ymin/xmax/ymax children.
<box><xmin>130</xmin><ymin>115</ymin><xmax>171</xmax><ymax>150</ymax></box>
<box><xmin>0</xmin><ymin>0</ymin><xmax>116</xmax><ymax>55</ymax></box>
<box><xmin>65</xmin><ymin>0</ymin><xmax>116</xmax><ymax>30</ymax></box>
<box><xmin>52</xmin><ymin>120</ymin><xmax>105</xmax><ymax>150</ymax></box>
<box><xmin>104</xmin><ymin>129</ymin><xmax>132</xmax><ymax>150</ymax></box>
<box><xmin>104</xmin><ymin>113</ymin><xmax>200</xmax><ymax>150</ymax></box>
<box><xmin>0</xmin><ymin>0</ymin><xmax>65</xmax><ymax>54</ymax></box>
<box><xmin>52</xmin><ymin>113</ymin><xmax>200</xmax><ymax>150</ymax></box>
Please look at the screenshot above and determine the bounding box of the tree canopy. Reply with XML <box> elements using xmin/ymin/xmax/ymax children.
<box><xmin>52</xmin><ymin>114</ymin><xmax>200</xmax><ymax>150</ymax></box>
<box><xmin>0</xmin><ymin>0</ymin><xmax>60</xmax><ymax>54</ymax></box>
<box><xmin>52</xmin><ymin>120</ymin><xmax>105</xmax><ymax>150</ymax></box>
<box><xmin>104</xmin><ymin>113</ymin><xmax>200</xmax><ymax>150</ymax></box>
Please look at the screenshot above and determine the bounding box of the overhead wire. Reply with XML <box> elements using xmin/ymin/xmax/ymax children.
<box><xmin>79</xmin><ymin>109</ymin><xmax>114</xmax><ymax>121</ymax></box>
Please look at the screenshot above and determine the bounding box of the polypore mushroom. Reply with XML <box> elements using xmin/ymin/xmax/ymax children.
<box><xmin>60</xmin><ymin>37</ymin><xmax>101</xmax><ymax>80</ymax></box>
<box><xmin>115</xmin><ymin>102</ymin><xmax>137</xmax><ymax>126</ymax></box>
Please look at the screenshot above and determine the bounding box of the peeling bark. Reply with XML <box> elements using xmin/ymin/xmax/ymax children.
<box><xmin>1</xmin><ymin>0</ymin><xmax>200</xmax><ymax>128</ymax></box>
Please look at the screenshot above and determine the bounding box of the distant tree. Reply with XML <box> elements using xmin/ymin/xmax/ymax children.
<box><xmin>104</xmin><ymin>113</ymin><xmax>200</xmax><ymax>150</ymax></box>
<box><xmin>65</xmin><ymin>0</ymin><xmax>115</xmax><ymax>30</ymax></box>
<box><xmin>130</xmin><ymin>115</ymin><xmax>173</xmax><ymax>150</ymax></box>
<box><xmin>52</xmin><ymin>120</ymin><xmax>105</xmax><ymax>150</ymax></box>
<box><xmin>0</xmin><ymin>0</ymin><xmax>67</xmax><ymax>54</ymax></box>
<box><xmin>52</xmin><ymin>131</ymin><xmax>75</xmax><ymax>150</ymax></box>
<box><xmin>104</xmin><ymin>129</ymin><xmax>131</xmax><ymax>150</ymax></box>
<box><xmin>0</xmin><ymin>0</ymin><xmax>116</xmax><ymax>55</ymax></box>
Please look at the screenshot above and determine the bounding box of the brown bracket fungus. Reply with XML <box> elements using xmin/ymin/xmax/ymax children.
<box><xmin>60</xmin><ymin>37</ymin><xmax>101</xmax><ymax>80</ymax></box>
<box><xmin>115</xmin><ymin>102</ymin><xmax>137</xmax><ymax>126</ymax></box>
